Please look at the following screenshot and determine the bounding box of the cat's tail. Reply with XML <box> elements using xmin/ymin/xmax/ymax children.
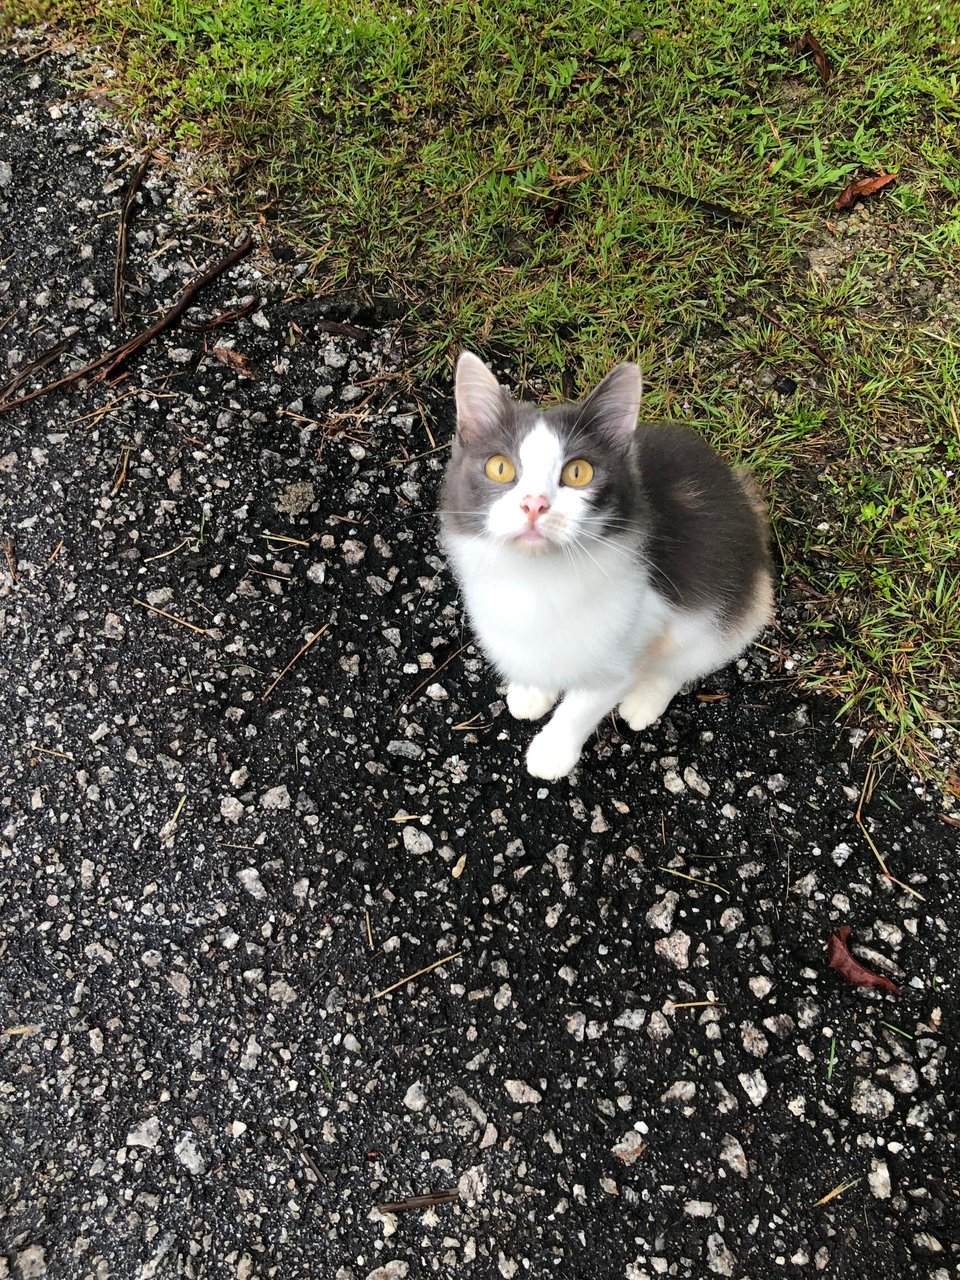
<box><xmin>734</xmin><ymin>467</ymin><xmax>772</xmax><ymax>549</ymax></box>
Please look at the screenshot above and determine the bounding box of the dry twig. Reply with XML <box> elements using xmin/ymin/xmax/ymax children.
<box><xmin>114</xmin><ymin>153</ymin><xmax>151</xmax><ymax>324</ymax></box>
<box><xmin>261</xmin><ymin>623</ymin><xmax>330</xmax><ymax>701</ymax></box>
<box><xmin>374</xmin><ymin>950</ymin><xmax>463</xmax><ymax>999</ymax></box>
<box><xmin>855</xmin><ymin>763</ymin><xmax>925</xmax><ymax>901</ymax></box>
<box><xmin>376</xmin><ymin>1190</ymin><xmax>458</xmax><ymax>1214</ymax></box>
<box><xmin>134</xmin><ymin>597</ymin><xmax>212</xmax><ymax>635</ymax></box>
<box><xmin>0</xmin><ymin>234</ymin><xmax>254</xmax><ymax>417</ymax></box>
<box><xmin>0</xmin><ymin>336</ymin><xmax>72</xmax><ymax>406</ymax></box>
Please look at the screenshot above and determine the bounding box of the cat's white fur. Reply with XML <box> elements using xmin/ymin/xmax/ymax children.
<box><xmin>445</xmin><ymin>357</ymin><xmax>771</xmax><ymax>780</ymax></box>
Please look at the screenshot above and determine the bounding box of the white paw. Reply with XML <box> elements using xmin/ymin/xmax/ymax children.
<box><xmin>507</xmin><ymin>684</ymin><xmax>558</xmax><ymax>721</ymax></box>
<box><xmin>525</xmin><ymin>728</ymin><xmax>580</xmax><ymax>780</ymax></box>
<box><xmin>619</xmin><ymin>684</ymin><xmax>673</xmax><ymax>732</ymax></box>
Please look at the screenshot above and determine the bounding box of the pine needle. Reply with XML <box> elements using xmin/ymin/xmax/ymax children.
<box><xmin>814</xmin><ymin>1176</ymin><xmax>861</xmax><ymax>1207</ymax></box>
<box><xmin>655</xmin><ymin>865</ymin><xmax>729</xmax><ymax>895</ymax></box>
<box><xmin>375</xmin><ymin>950</ymin><xmax>463</xmax><ymax>999</ymax></box>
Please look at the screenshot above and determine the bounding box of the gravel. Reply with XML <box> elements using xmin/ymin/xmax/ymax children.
<box><xmin>1</xmin><ymin>34</ymin><xmax>958</xmax><ymax>1280</ymax></box>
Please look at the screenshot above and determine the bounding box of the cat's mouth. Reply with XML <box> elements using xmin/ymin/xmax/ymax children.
<box><xmin>512</xmin><ymin>525</ymin><xmax>554</xmax><ymax>554</ymax></box>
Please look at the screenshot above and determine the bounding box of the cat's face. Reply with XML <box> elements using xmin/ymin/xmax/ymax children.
<box><xmin>441</xmin><ymin>353</ymin><xmax>643</xmax><ymax>557</ymax></box>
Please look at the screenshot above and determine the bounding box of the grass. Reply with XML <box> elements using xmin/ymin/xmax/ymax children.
<box><xmin>5</xmin><ymin>0</ymin><xmax>960</xmax><ymax>773</ymax></box>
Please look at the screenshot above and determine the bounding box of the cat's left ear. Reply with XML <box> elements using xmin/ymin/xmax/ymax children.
<box><xmin>455</xmin><ymin>351</ymin><xmax>506</xmax><ymax>444</ymax></box>
<box><xmin>580</xmin><ymin>363</ymin><xmax>643</xmax><ymax>444</ymax></box>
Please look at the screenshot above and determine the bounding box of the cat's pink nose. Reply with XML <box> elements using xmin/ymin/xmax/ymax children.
<box><xmin>520</xmin><ymin>494</ymin><xmax>550</xmax><ymax>523</ymax></box>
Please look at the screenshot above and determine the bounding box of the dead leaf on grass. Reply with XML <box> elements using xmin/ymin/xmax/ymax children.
<box><xmin>826</xmin><ymin>925</ymin><xmax>901</xmax><ymax>996</ymax></box>
<box><xmin>834</xmin><ymin>172</ymin><xmax>897</xmax><ymax>210</ymax></box>
<box><xmin>796</xmin><ymin>31</ymin><xmax>832</xmax><ymax>82</ymax></box>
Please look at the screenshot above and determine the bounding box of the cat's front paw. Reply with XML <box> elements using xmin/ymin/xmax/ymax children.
<box><xmin>619</xmin><ymin>682</ymin><xmax>673</xmax><ymax>732</ymax></box>
<box><xmin>525</xmin><ymin>727</ymin><xmax>580</xmax><ymax>780</ymax></box>
<box><xmin>507</xmin><ymin>684</ymin><xmax>558</xmax><ymax>721</ymax></box>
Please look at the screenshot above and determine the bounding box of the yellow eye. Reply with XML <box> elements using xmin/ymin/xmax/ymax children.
<box><xmin>561</xmin><ymin>458</ymin><xmax>594</xmax><ymax>487</ymax></box>
<box><xmin>484</xmin><ymin>454</ymin><xmax>516</xmax><ymax>484</ymax></box>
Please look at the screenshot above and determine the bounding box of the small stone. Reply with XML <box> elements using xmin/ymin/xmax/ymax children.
<box><xmin>307</xmin><ymin>562</ymin><xmax>326</xmax><ymax>585</ymax></box>
<box><xmin>611</xmin><ymin>1133</ymin><xmax>646</xmax><ymax>1165</ymax></box>
<box><xmin>387</xmin><ymin>739</ymin><xmax>424</xmax><ymax>759</ymax></box>
<box><xmin>646</xmin><ymin>1011</ymin><xmax>672</xmax><ymax>1042</ymax></box>
<box><xmin>261</xmin><ymin>784</ymin><xmax>291</xmax><ymax>810</ymax></box>
<box><xmin>220</xmin><ymin>796</ymin><xmax>244</xmax><ymax>823</ymax></box>
<box><xmin>738</xmin><ymin>1070</ymin><xmax>768</xmax><ymax>1107</ymax></box>
<box><xmin>913</xmin><ymin>1234</ymin><xmax>942</xmax><ymax>1255</ymax></box>
<box><xmin>403</xmin><ymin>1081</ymin><xmax>427</xmax><ymax>1112</ymax></box>
<box><xmin>766</xmin><ymin>773</ymin><xmax>788</xmax><ymax>793</ymax></box>
<box><xmin>365</xmin><ymin>1263</ymin><xmax>409</xmax><ymax>1280</ymax></box>
<box><xmin>614</xmin><ymin>1008</ymin><xmax>645</xmax><ymax>1031</ymax></box>
<box><xmin>663</xmin><ymin>770</ymin><xmax>685</xmax><ymax>794</ymax></box>
<box><xmin>126</xmin><ymin>1117</ymin><xmax>161</xmax><ymax>1149</ymax></box>
<box><xmin>740</xmin><ymin>1021</ymin><xmax>769</xmax><ymax>1056</ymax></box>
<box><xmin>830</xmin><ymin>842</ymin><xmax>853</xmax><ymax>866</ymax></box>
<box><xmin>458</xmin><ymin>1165</ymin><xmax>488</xmax><ymax>1204</ymax></box>
<box><xmin>684</xmin><ymin>1199</ymin><xmax>714</xmax><ymax>1217</ymax></box>
<box><xmin>654</xmin><ymin>929</ymin><xmax>691</xmax><ymax>970</ymax></box>
<box><xmin>504</xmin><ymin>1079</ymin><xmax>542</xmax><ymax>1105</ymax></box>
<box><xmin>748</xmin><ymin>976</ymin><xmax>772</xmax><ymax>998</ymax></box>
<box><xmin>646</xmin><ymin>891</ymin><xmax>679</xmax><ymax>933</ymax></box>
<box><xmin>882</xmin><ymin>1063</ymin><xmax>919</xmax><ymax>1094</ymax></box>
<box><xmin>868</xmin><ymin>1159</ymin><xmax>891</xmax><ymax>1199</ymax></box>
<box><xmin>168</xmin><ymin>972</ymin><xmax>190</xmax><ymax>998</ymax></box>
<box><xmin>850</xmin><ymin>1079</ymin><xmax>895</xmax><ymax>1119</ymax></box>
<box><xmin>0</xmin><ymin>161</ymin><xmax>12</xmax><ymax>189</ymax></box>
<box><xmin>719</xmin><ymin>1134</ymin><xmax>747</xmax><ymax>1177</ymax></box>
<box><xmin>719</xmin><ymin>907</ymin><xmax>743</xmax><ymax>933</ymax></box>
<box><xmin>269</xmin><ymin>978</ymin><xmax>297</xmax><ymax>1004</ymax></box>
<box><xmin>239</xmin><ymin>1035</ymin><xmax>261</xmax><ymax>1070</ymax></box>
<box><xmin>402</xmin><ymin>825</ymin><xmax>434</xmax><ymax>854</ymax></box>
<box><xmin>237</xmin><ymin>867</ymin><xmax>267</xmax><ymax>900</ymax></box>
<box><xmin>661</xmin><ymin>1080</ymin><xmax>696</xmax><ymax>1103</ymax></box>
<box><xmin>174</xmin><ymin>1131</ymin><xmax>206</xmax><ymax>1175</ymax></box>
<box><xmin>14</xmin><ymin>1247</ymin><xmax>45</xmax><ymax>1279</ymax></box>
<box><xmin>479</xmin><ymin>1123</ymin><xmax>498</xmax><ymax>1149</ymax></box>
<box><xmin>683</xmin><ymin>766</ymin><xmax>710</xmax><ymax>796</ymax></box>
<box><xmin>103</xmin><ymin>612</ymin><xmax>125</xmax><ymax>640</ymax></box>
<box><xmin>342</xmin><ymin>538</ymin><xmax>366</xmax><ymax>564</ymax></box>
<box><xmin>705</xmin><ymin>1232</ymin><xmax>736</xmax><ymax>1276</ymax></box>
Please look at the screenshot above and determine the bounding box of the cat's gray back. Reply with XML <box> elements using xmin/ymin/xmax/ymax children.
<box><xmin>630</xmin><ymin>421</ymin><xmax>772</xmax><ymax>627</ymax></box>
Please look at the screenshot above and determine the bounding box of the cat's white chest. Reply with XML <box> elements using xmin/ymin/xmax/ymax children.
<box><xmin>445</xmin><ymin>534</ymin><xmax>662</xmax><ymax>691</ymax></box>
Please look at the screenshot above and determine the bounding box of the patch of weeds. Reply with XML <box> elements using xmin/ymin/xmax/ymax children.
<box><xmin>5</xmin><ymin>0</ymin><xmax>960</xmax><ymax>772</ymax></box>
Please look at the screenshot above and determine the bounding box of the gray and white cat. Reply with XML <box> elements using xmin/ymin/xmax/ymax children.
<box><xmin>440</xmin><ymin>352</ymin><xmax>774</xmax><ymax>780</ymax></box>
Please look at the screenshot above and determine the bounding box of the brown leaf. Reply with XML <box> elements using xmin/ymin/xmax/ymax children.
<box><xmin>211</xmin><ymin>346</ymin><xmax>255</xmax><ymax>378</ymax></box>
<box><xmin>797</xmin><ymin>30</ymin><xmax>832</xmax><ymax>82</ymax></box>
<box><xmin>835</xmin><ymin>171</ymin><xmax>897</xmax><ymax>209</ymax></box>
<box><xmin>826</xmin><ymin>925</ymin><xmax>901</xmax><ymax>996</ymax></box>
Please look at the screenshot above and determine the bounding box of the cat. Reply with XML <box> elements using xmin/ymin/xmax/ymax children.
<box><xmin>439</xmin><ymin>352</ymin><xmax>774</xmax><ymax>781</ymax></box>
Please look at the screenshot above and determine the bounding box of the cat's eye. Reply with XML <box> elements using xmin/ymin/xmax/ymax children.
<box><xmin>561</xmin><ymin>458</ymin><xmax>594</xmax><ymax>487</ymax></box>
<box><xmin>484</xmin><ymin>454</ymin><xmax>516</xmax><ymax>484</ymax></box>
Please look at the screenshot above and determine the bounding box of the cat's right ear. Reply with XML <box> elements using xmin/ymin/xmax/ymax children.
<box><xmin>455</xmin><ymin>352</ymin><xmax>504</xmax><ymax>444</ymax></box>
<box><xmin>579</xmin><ymin>363</ymin><xmax>643</xmax><ymax>445</ymax></box>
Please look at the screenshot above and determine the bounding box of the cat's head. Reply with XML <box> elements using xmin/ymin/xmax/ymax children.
<box><xmin>441</xmin><ymin>352</ymin><xmax>643</xmax><ymax>556</ymax></box>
